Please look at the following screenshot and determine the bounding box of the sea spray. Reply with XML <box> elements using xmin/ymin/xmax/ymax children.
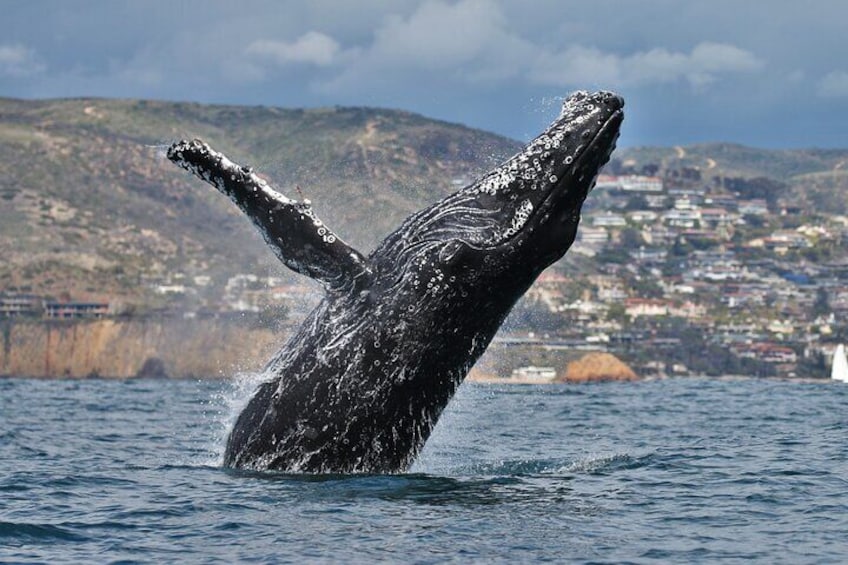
<box><xmin>203</xmin><ymin>371</ymin><xmax>271</xmax><ymax>467</ymax></box>
<box><xmin>145</xmin><ymin>143</ymin><xmax>173</xmax><ymax>161</ymax></box>
<box><xmin>410</xmin><ymin>382</ymin><xmax>498</xmax><ymax>475</ymax></box>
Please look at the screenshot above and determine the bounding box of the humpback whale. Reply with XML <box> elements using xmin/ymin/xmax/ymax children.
<box><xmin>167</xmin><ymin>90</ymin><xmax>624</xmax><ymax>473</ymax></box>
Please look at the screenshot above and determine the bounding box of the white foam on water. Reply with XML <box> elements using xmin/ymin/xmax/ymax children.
<box><xmin>201</xmin><ymin>371</ymin><xmax>271</xmax><ymax>467</ymax></box>
<box><xmin>553</xmin><ymin>452</ymin><xmax>651</xmax><ymax>475</ymax></box>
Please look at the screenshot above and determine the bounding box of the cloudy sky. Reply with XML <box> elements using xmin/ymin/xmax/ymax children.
<box><xmin>2</xmin><ymin>0</ymin><xmax>846</xmax><ymax>148</ymax></box>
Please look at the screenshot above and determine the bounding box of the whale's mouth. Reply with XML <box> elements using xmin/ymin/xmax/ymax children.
<box><xmin>489</xmin><ymin>105</ymin><xmax>623</xmax><ymax>248</ymax></box>
<box><xmin>557</xmin><ymin>106</ymin><xmax>623</xmax><ymax>200</ymax></box>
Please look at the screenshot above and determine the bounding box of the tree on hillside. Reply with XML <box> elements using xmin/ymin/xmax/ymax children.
<box><xmin>723</xmin><ymin>176</ymin><xmax>787</xmax><ymax>210</ymax></box>
<box><xmin>624</xmin><ymin>194</ymin><xmax>649</xmax><ymax>211</ymax></box>
<box><xmin>619</xmin><ymin>228</ymin><xmax>645</xmax><ymax>250</ymax></box>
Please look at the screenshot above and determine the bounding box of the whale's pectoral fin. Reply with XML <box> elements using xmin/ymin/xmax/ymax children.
<box><xmin>167</xmin><ymin>139</ymin><xmax>371</xmax><ymax>291</ymax></box>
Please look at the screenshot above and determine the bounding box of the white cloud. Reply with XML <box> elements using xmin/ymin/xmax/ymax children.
<box><xmin>306</xmin><ymin>0</ymin><xmax>764</xmax><ymax>95</ymax></box>
<box><xmin>246</xmin><ymin>31</ymin><xmax>341</xmax><ymax>67</ymax></box>
<box><xmin>689</xmin><ymin>42</ymin><xmax>762</xmax><ymax>72</ymax></box>
<box><xmin>531</xmin><ymin>46</ymin><xmax>625</xmax><ymax>87</ymax></box>
<box><xmin>2</xmin><ymin>0</ymin><xmax>844</xmax><ymax>146</ymax></box>
<box><xmin>818</xmin><ymin>70</ymin><xmax>848</xmax><ymax>97</ymax></box>
<box><xmin>322</xmin><ymin>0</ymin><xmax>538</xmax><ymax>90</ymax></box>
<box><xmin>532</xmin><ymin>42</ymin><xmax>763</xmax><ymax>89</ymax></box>
<box><xmin>366</xmin><ymin>0</ymin><xmax>514</xmax><ymax>70</ymax></box>
<box><xmin>0</xmin><ymin>44</ymin><xmax>45</xmax><ymax>77</ymax></box>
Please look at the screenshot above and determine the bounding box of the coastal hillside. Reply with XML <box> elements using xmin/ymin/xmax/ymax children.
<box><xmin>0</xmin><ymin>97</ymin><xmax>520</xmax><ymax>308</ymax></box>
<box><xmin>616</xmin><ymin>143</ymin><xmax>848</xmax><ymax>214</ymax></box>
<box><xmin>3</xmin><ymin>97</ymin><xmax>847</xmax><ymax>311</ymax></box>
<box><xmin>2</xmin><ymin>98</ymin><xmax>847</xmax><ymax>379</ymax></box>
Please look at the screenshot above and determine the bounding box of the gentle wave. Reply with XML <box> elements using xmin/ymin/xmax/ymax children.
<box><xmin>0</xmin><ymin>521</ymin><xmax>88</xmax><ymax>542</ymax></box>
<box><xmin>2</xmin><ymin>377</ymin><xmax>847</xmax><ymax>563</ymax></box>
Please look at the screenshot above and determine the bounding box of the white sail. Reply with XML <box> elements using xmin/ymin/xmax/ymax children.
<box><xmin>832</xmin><ymin>344</ymin><xmax>848</xmax><ymax>382</ymax></box>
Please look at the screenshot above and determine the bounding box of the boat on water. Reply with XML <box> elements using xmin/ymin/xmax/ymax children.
<box><xmin>832</xmin><ymin>344</ymin><xmax>848</xmax><ymax>382</ymax></box>
<box><xmin>510</xmin><ymin>366</ymin><xmax>558</xmax><ymax>383</ymax></box>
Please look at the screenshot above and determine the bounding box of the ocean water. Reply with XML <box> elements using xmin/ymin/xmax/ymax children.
<box><xmin>1</xmin><ymin>376</ymin><xmax>847</xmax><ymax>564</ymax></box>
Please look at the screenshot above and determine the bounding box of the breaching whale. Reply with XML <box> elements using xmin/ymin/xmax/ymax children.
<box><xmin>167</xmin><ymin>90</ymin><xmax>624</xmax><ymax>473</ymax></box>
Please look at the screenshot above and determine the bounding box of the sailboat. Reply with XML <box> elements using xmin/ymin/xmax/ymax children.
<box><xmin>832</xmin><ymin>344</ymin><xmax>848</xmax><ymax>382</ymax></box>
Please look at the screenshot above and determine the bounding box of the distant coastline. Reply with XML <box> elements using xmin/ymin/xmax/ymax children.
<box><xmin>2</xmin><ymin>98</ymin><xmax>846</xmax><ymax>380</ymax></box>
<box><xmin>1</xmin><ymin>317</ymin><xmax>834</xmax><ymax>381</ymax></box>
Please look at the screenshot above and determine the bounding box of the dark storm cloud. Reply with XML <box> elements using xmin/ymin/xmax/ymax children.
<box><xmin>1</xmin><ymin>0</ymin><xmax>846</xmax><ymax>147</ymax></box>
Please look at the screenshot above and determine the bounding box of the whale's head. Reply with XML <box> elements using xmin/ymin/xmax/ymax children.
<box><xmin>373</xmin><ymin>90</ymin><xmax>623</xmax><ymax>294</ymax></box>
<box><xmin>463</xmin><ymin>90</ymin><xmax>623</xmax><ymax>266</ymax></box>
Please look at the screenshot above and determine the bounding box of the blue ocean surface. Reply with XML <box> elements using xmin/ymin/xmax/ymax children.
<box><xmin>1</xmin><ymin>376</ymin><xmax>847</xmax><ymax>563</ymax></box>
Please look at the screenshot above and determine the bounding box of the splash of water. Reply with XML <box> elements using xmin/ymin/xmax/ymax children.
<box><xmin>202</xmin><ymin>371</ymin><xmax>271</xmax><ymax>467</ymax></box>
<box><xmin>145</xmin><ymin>143</ymin><xmax>172</xmax><ymax>161</ymax></box>
<box><xmin>555</xmin><ymin>452</ymin><xmax>655</xmax><ymax>475</ymax></box>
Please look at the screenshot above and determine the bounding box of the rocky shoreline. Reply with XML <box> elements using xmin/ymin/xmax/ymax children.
<box><xmin>0</xmin><ymin>318</ymin><xmax>280</xmax><ymax>379</ymax></box>
<box><xmin>2</xmin><ymin>319</ymin><xmax>636</xmax><ymax>383</ymax></box>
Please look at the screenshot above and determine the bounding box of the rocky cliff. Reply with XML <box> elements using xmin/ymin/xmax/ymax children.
<box><xmin>0</xmin><ymin>318</ymin><xmax>281</xmax><ymax>378</ymax></box>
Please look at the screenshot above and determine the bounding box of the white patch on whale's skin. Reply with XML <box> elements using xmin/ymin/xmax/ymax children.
<box><xmin>501</xmin><ymin>199</ymin><xmax>534</xmax><ymax>241</ymax></box>
<box><xmin>169</xmin><ymin>140</ymin><xmax>295</xmax><ymax>205</ymax></box>
<box><xmin>472</xmin><ymin>90</ymin><xmax>600</xmax><ymax>198</ymax></box>
<box><xmin>168</xmin><ymin>139</ymin><xmax>369</xmax><ymax>290</ymax></box>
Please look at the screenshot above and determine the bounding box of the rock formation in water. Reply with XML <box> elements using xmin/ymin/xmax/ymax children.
<box><xmin>558</xmin><ymin>352</ymin><xmax>639</xmax><ymax>383</ymax></box>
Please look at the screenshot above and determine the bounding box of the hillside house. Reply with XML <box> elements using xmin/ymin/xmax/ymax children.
<box><xmin>0</xmin><ymin>295</ymin><xmax>42</xmax><ymax>317</ymax></box>
<box><xmin>753</xmin><ymin>231</ymin><xmax>813</xmax><ymax>254</ymax></box>
<box><xmin>699</xmin><ymin>208</ymin><xmax>736</xmax><ymax>228</ymax></box>
<box><xmin>735</xmin><ymin>343</ymin><xmax>798</xmax><ymax>364</ymax></box>
<box><xmin>629</xmin><ymin>247</ymin><xmax>668</xmax><ymax>264</ymax></box>
<box><xmin>592</xmin><ymin>212</ymin><xmax>627</xmax><ymax>228</ymax></box>
<box><xmin>642</xmin><ymin>226</ymin><xmax>677</xmax><ymax>245</ymax></box>
<box><xmin>662</xmin><ymin>209</ymin><xmax>700</xmax><ymax>228</ymax></box>
<box><xmin>619</xmin><ymin>175</ymin><xmax>664</xmax><ymax>192</ymax></box>
<box><xmin>668</xmin><ymin>301</ymin><xmax>707</xmax><ymax>319</ymax></box>
<box><xmin>595</xmin><ymin>175</ymin><xmax>622</xmax><ymax>191</ymax></box>
<box><xmin>625</xmin><ymin>298</ymin><xmax>672</xmax><ymax>318</ymax></box>
<box><xmin>627</xmin><ymin>210</ymin><xmax>659</xmax><ymax>223</ymax></box>
<box><xmin>576</xmin><ymin>226</ymin><xmax>609</xmax><ymax>245</ymax></box>
<box><xmin>44</xmin><ymin>301</ymin><xmax>110</xmax><ymax>319</ymax></box>
<box><xmin>738</xmin><ymin>199</ymin><xmax>770</xmax><ymax>216</ymax></box>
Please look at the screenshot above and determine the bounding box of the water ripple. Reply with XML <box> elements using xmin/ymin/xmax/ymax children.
<box><xmin>1</xmin><ymin>376</ymin><xmax>847</xmax><ymax>563</ymax></box>
<box><xmin>0</xmin><ymin>521</ymin><xmax>88</xmax><ymax>543</ymax></box>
